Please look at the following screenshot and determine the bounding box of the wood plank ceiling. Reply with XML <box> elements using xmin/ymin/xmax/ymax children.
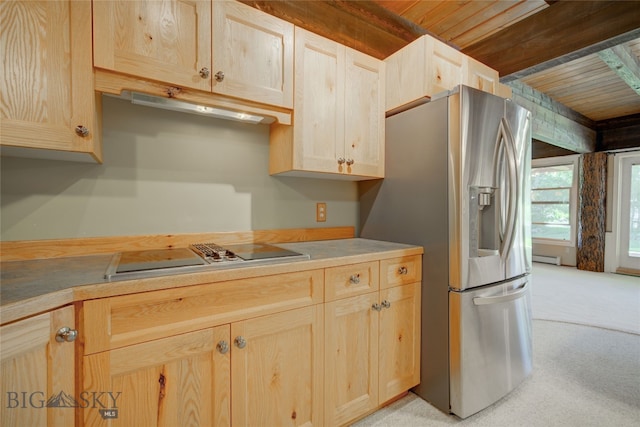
<box><xmin>240</xmin><ymin>0</ymin><xmax>640</xmax><ymax>152</ymax></box>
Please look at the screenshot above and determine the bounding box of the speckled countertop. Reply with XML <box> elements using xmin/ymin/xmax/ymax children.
<box><xmin>1</xmin><ymin>238</ymin><xmax>422</xmax><ymax>324</ymax></box>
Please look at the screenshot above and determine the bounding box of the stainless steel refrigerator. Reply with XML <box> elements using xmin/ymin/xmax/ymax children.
<box><xmin>359</xmin><ymin>85</ymin><xmax>533</xmax><ymax>419</ymax></box>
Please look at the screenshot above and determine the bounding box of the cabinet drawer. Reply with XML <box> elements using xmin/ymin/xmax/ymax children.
<box><xmin>82</xmin><ymin>269</ymin><xmax>323</xmax><ymax>354</ymax></box>
<box><xmin>380</xmin><ymin>255</ymin><xmax>422</xmax><ymax>289</ymax></box>
<box><xmin>325</xmin><ymin>261</ymin><xmax>379</xmax><ymax>302</ymax></box>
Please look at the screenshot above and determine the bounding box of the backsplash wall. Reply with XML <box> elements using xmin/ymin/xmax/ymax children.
<box><xmin>0</xmin><ymin>96</ymin><xmax>359</xmax><ymax>241</ymax></box>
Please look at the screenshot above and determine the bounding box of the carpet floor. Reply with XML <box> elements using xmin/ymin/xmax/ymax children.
<box><xmin>353</xmin><ymin>264</ymin><xmax>640</xmax><ymax>426</ymax></box>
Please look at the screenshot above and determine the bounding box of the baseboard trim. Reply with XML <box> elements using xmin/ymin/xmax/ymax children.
<box><xmin>616</xmin><ymin>267</ymin><xmax>640</xmax><ymax>277</ymax></box>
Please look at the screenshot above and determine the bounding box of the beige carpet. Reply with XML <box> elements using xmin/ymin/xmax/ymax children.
<box><xmin>353</xmin><ymin>265</ymin><xmax>640</xmax><ymax>426</ymax></box>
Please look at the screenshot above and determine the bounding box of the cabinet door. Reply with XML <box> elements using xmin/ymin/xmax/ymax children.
<box><xmin>1</xmin><ymin>0</ymin><xmax>101</xmax><ymax>161</ymax></box>
<box><xmin>82</xmin><ymin>326</ymin><xmax>230</xmax><ymax>427</ymax></box>
<box><xmin>93</xmin><ymin>0</ymin><xmax>212</xmax><ymax>92</ymax></box>
<box><xmin>466</xmin><ymin>57</ymin><xmax>499</xmax><ymax>95</ymax></box>
<box><xmin>385</xmin><ymin>36</ymin><xmax>427</xmax><ymax>112</ymax></box>
<box><xmin>1</xmin><ymin>306</ymin><xmax>75</xmax><ymax>427</ymax></box>
<box><xmin>292</xmin><ymin>27</ymin><xmax>345</xmax><ymax>174</ymax></box>
<box><xmin>231</xmin><ymin>305</ymin><xmax>324</xmax><ymax>427</ymax></box>
<box><xmin>426</xmin><ymin>36</ymin><xmax>466</xmax><ymax>96</ymax></box>
<box><xmin>344</xmin><ymin>48</ymin><xmax>385</xmax><ymax>178</ymax></box>
<box><xmin>325</xmin><ymin>293</ymin><xmax>379</xmax><ymax>426</ymax></box>
<box><xmin>213</xmin><ymin>1</ymin><xmax>293</xmax><ymax>108</ymax></box>
<box><xmin>378</xmin><ymin>283</ymin><xmax>421</xmax><ymax>403</ymax></box>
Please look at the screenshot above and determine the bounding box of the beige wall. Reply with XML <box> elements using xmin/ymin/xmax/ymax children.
<box><xmin>0</xmin><ymin>96</ymin><xmax>359</xmax><ymax>241</ymax></box>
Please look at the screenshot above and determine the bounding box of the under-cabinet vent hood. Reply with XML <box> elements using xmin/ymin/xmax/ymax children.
<box><xmin>111</xmin><ymin>92</ymin><xmax>273</xmax><ymax>124</ymax></box>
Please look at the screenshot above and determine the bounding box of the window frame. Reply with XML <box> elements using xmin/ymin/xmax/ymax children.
<box><xmin>531</xmin><ymin>155</ymin><xmax>580</xmax><ymax>247</ymax></box>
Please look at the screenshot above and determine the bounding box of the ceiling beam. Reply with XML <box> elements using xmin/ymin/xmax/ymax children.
<box><xmin>508</xmin><ymin>82</ymin><xmax>595</xmax><ymax>153</ymax></box>
<box><xmin>597</xmin><ymin>44</ymin><xmax>640</xmax><ymax>96</ymax></box>
<box><xmin>463</xmin><ymin>1</ymin><xmax>640</xmax><ymax>78</ymax></box>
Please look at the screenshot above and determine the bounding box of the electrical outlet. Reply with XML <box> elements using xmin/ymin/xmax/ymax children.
<box><xmin>316</xmin><ymin>203</ymin><xmax>327</xmax><ymax>222</ymax></box>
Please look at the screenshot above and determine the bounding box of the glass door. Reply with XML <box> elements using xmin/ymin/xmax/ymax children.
<box><xmin>619</xmin><ymin>154</ymin><xmax>640</xmax><ymax>271</ymax></box>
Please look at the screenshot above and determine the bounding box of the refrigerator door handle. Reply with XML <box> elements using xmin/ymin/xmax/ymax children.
<box><xmin>472</xmin><ymin>282</ymin><xmax>529</xmax><ymax>306</ymax></box>
<box><xmin>493</xmin><ymin>118</ymin><xmax>519</xmax><ymax>260</ymax></box>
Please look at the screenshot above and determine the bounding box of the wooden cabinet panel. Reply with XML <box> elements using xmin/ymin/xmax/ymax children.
<box><xmin>344</xmin><ymin>48</ymin><xmax>385</xmax><ymax>178</ymax></box>
<box><xmin>82</xmin><ymin>325</ymin><xmax>230</xmax><ymax>427</ymax></box>
<box><xmin>325</xmin><ymin>293</ymin><xmax>379</xmax><ymax>426</ymax></box>
<box><xmin>378</xmin><ymin>283</ymin><xmax>421</xmax><ymax>402</ymax></box>
<box><xmin>93</xmin><ymin>0</ymin><xmax>212</xmax><ymax>92</ymax></box>
<box><xmin>82</xmin><ymin>269</ymin><xmax>323</xmax><ymax>354</ymax></box>
<box><xmin>213</xmin><ymin>0</ymin><xmax>293</xmax><ymax>108</ymax></box>
<box><xmin>270</xmin><ymin>27</ymin><xmax>385</xmax><ymax>180</ymax></box>
<box><xmin>427</xmin><ymin>36</ymin><xmax>466</xmax><ymax>96</ymax></box>
<box><xmin>385</xmin><ymin>34</ymin><xmax>500</xmax><ymax>112</ymax></box>
<box><xmin>325</xmin><ymin>261</ymin><xmax>379</xmax><ymax>302</ymax></box>
<box><xmin>466</xmin><ymin>57</ymin><xmax>499</xmax><ymax>95</ymax></box>
<box><xmin>380</xmin><ymin>255</ymin><xmax>422</xmax><ymax>289</ymax></box>
<box><xmin>232</xmin><ymin>305</ymin><xmax>324</xmax><ymax>427</ymax></box>
<box><xmin>1</xmin><ymin>306</ymin><xmax>75</xmax><ymax>427</ymax></box>
<box><xmin>1</xmin><ymin>0</ymin><xmax>101</xmax><ymax>162</ymax></box>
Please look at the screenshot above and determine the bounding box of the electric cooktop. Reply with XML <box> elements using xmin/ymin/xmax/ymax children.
<box><xmin>105</xmin><ymin>242</ymin><xmax>309</xmax><ymax>280</ymax></box>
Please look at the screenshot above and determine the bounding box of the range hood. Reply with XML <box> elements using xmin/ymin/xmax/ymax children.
<box><xmin>113</xmin><ymin>91</ymin><xmax>275</xmax><ymax>124</ymax></box>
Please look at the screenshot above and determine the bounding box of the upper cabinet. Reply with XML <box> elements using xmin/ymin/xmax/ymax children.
<box><xmin>270</xmin><ymin>28</ymin><xmax>384</xmax><ymax>180</ymax></box>
<box><xmin>93</xmin><ymin>0</ymin><xmax>293</xmax><ymax>109</ymax></box>
<box><xmin>0</xmin><ymin>0</ymin><xmax>102</xmax><ymax>162</ymax></box>
<box><xmin>385</xmin><ymin>35</ymin><xmax>499</xmax><ymax>112</ymax></box>
<box><xmin>93</xmin><ymin>0</ymin><xmax>213</xmax><ymax>93</ymax></box>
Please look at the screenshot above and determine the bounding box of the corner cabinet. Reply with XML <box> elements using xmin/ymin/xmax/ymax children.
<box><xmin>385</xmin><ymin>34</ymin><xmax>499</xmax><ymax>112</ymax></box>
<box><xmin>93</xmin><ymin>0</ymin><xmax>293</xmax><ymax>109</ymax></box>
<box><xmin>270</xmin><ymin>27</ymin><xmax>385</xmax><ymax>180</ymax></box>
<box><xmin>0</xmin><ymin>0</ymin><xmax>102</xmax><ymax>162</ymax></box>
<box><xmin>0</xmin><ymin>305</ymin><xmax>77</xmax><ymax>427</ymax></box>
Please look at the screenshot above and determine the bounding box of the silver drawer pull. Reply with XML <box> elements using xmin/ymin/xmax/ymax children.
<box><xmin>349</xmin><ymin>274</ymin><xmax>360</xmax><ymax>284</ymax></box>
<box><xmin>234</xmin><ymin>336</ymin><xmax>247</xmax><ymax>349</ymax></box>
<box><xmin>372</xmin><ymin>303</ymin><xmax>382</xmax><ymax>312</ymax></box>
<box><xmin>55</xmin><ymin>327</ymin><xmax>78</xmax><ymax>343</ymax></box>
<box><xmin>216</xmin><ymin>340</ymin><xmax>230</xmax><ymax>354</ymax></box>
<box><xmin>381</xmin><ymin>300</ymin><xmax>391</xmax><ymax>309</ymax></box>
<box><xmin>398</xmin><ymin>266</ymin><xmax>408</xmax><ymax>275</ymax></box>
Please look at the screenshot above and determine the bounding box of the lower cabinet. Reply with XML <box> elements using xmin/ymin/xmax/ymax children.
<box><xmin>325</xmin><ymin>282</ymin><xmax>421</xmax><ymax>426</ymax></box>
<box><xmin>82</xmin><ymin>305</ymin><xmax>323</xmax><ymax>427</ymax></box>
<box><xmin>0</xmin><ymin>305</ymin><xmax>76</xmax><ymax>427</ymax></box>
<box><xmin>231</xmin><ymin>305</ymin><xmax>324</xmax><ymax>427</ymax></box>
<box><xmin>82</xmin><ymin>325</ymin><xmax>231</xmax><ymax>426</ymax></box>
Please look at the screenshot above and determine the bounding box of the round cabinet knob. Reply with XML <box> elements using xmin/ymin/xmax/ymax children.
<box><xmin>75</xmin><ymin>125</ymin><xmax>89</xmax><ymax>137</ymax></box>
<box><xmin>337</xmin><ymin>157</ymin><xmax>346</xmax><ymax>165</ymax></box>
<box><xmin>349</xmin><ymin>274</ymin><xmax>360</xmax><ymax>284</ymax></box>
<box><xmin>398</xmin><ymin>266</ymin><xmax>408</xmax><ymax>275</ymax></box>
<box><xmin>371</xmin><ymin>303</ymin><xmax>382</xmax><ymax>312</ymax></box>
<box><xmin>214</xmin><ymin>71</ymin><xmax>225</xmax><ymax>82</ymax></box>
<box><xmin>216</xmin><ymin>340</ymin><xmax>230</xmax><ymax>354</ymax></box>
<box><xmin>346</xmin><ymin>159</ymin><xmax>355</xmax><ymax>166</ymax></box>
<box><xmin>234</xmin><ymin>336</ymin><xmax>247</xmax><ymax>349</ymax></box>
<box><xmin>381</xmin><ymin>300</ymin><xmax>391</xmax><ymax>309</ymax></box>
<box><xmin>55</xmin><ymin>327</ymin><xmax>78</xmax><ymax>343</ymax></box>
<box><xmin>199</xmin><ymin>67</ymin><xmax>210</xmax><ymax>79</ymax></box>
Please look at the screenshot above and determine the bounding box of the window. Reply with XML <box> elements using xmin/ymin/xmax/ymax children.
<box><xmin>531</xmin><ymin>156</ymin><xmax>579</xmax><ymax>244</ymax></box>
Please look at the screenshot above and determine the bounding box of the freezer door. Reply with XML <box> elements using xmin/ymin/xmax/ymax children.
<box><xmin>449</xmin><ymin>276</ymin><xmax>532</xmax><ymax>419</ymax></box>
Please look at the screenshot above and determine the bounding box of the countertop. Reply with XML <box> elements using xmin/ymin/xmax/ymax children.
<box><xmin>1</xmin><ymin>238</ymin><xmax>422</xmax><ymax>324</ymax></box>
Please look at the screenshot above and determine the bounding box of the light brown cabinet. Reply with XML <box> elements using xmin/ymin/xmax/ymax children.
<box><xmin>82</xmin><ymin>325</ymin><xmax>231</xmax><ymax>426</ymax></box>
<box><xmin>93</xmin><ymin>0</ymin><xmax>293</xmax><ymax>109</ymax></box>
<box><xmin>270</xmin><ymin>27</ymin><xmax>385</xmax><ymax>180</ymax></box>
<box><xmin>324</xmin><ymin>256</ymin><xmax>421</xmax><ymax>426</ymax></box>
<box><xmin>231</xmin><ymin>305</ymin><xmax>324</xmax><ymax>426</ymax></box>
<box><xmin>0</xmin><ymin>305</ymin><xmax>76</xmax><ymax>427</ymax></box>
<box><xmin>0</xmin><ymin>0</ymin><xmax>102</xmax><ymax>162</ymax></box>
<box><xmin>385</xmin><ymin>34</ymin><xmax>500</xmax><ymax>112</ymax></box>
